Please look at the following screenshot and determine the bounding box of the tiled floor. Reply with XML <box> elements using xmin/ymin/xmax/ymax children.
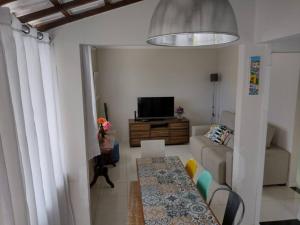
<box><xmin>90</xmin><ymin>143</ymin><xmax>300</xmax><ymax>225</ymax></box>
<box><xmin>261</xmin><ymin>186</ymin><xmax>300</xmax><ymax>222</ymax></box>
<box><xmin>261</xmin><ymin>220</ymin><xmax>300</xmax><ymax>225</ymax></box>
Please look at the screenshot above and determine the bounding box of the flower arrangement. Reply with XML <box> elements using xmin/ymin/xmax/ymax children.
<box><xmin>97</xmin><ymin>117</ymin><xmax>112</xmax><ymax>138</ymax></box>
<box><xmin>175</xmin><ymin>106</ymin><xmax>184</xmax><ymax>119</ymax></box>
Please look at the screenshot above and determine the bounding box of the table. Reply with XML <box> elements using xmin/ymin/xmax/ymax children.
<box><xmin>90</xmin><ymin>135</ymin><xmax>116</xmax><ymax>189</ymax></box>
<box><xmin>90</xmin><ymin>155</ymin><xmax>114</xmax><ymax>188</ymax></box>
<box><xmin>136</xmin><ymin>156</ymin><xmax>220</xmax><ymax>225</ymax></box>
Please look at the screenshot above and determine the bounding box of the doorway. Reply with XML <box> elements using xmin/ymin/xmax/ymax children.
<box><xmin>260</xmin><ymin>53</ymin><xmax>300</xmax><ymax>223</ymax></box>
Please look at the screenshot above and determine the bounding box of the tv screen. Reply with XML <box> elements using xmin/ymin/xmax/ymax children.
<box><xmin>138</xmin><ymin>97</ymin><xmax>174</xmax><ymax>119</ymax></box>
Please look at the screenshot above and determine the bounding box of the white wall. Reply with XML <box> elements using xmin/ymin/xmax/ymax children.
<box><xmin>295</xmin><ymin>77</ymin><xmax>300</xmax><ymax>187</ymax></box>
<box><xmin>270</xmin><ymin>35</ymin><xmax>300</xmax><ymax>53</ymax></box>
<box><xmin>255</xmin><ymin>0</ymin><xmax>300</xmax><ymax>43</ymax></box>
<box><xmin>268</xmin><ymin>53</ymin><xmax>300</xmax><ymax>186</ymax></box>
<box><xmin>268</xmin><ymin>54</ymin><xmax>300</xmax><ymax>151</ymax></box>
<box><xmin>217</xmin><ymin>46</ymin><xmax>239</xmax><ymax>114</ymax></box>
<box><xmin>95</xmin><ymin>48</ymin><xmax>218</xmax><ymax>142</ymax></box>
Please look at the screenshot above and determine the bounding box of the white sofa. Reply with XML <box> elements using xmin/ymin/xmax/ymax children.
<box><xmin>190</xmin><ymin>111</ymin><xmax>290</xmax><ymax>186</ymax></box>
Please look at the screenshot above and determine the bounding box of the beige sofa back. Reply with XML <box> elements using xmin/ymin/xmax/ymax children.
<box><xmin>220</xmin><ymin>111</ymin><xmax>235</xmax><ymax>130</ymax></box>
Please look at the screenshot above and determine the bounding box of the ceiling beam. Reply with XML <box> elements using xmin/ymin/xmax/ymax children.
<box><xmin>104</xmin><ymin>0</ymin><xmax>111</xmax><ymax>5</ymax></box>
<box><xmin>49</xmin><ymin>0</ymin><xmax>70</xmax><ymax>17</ymax></box>
<box><xmin>18</xmin><ymin>0</ymin><xmax>98</xmax><ymax>23</ymax></box>
<box><xmin>0</xmin><ymin>0</ymin><xmax>16</xmax><ymax>6</ymax></box>
<box><xmin>36</xmin><ymin>0</ymin><xmax>143</xmax><ymax>31</ymax></box>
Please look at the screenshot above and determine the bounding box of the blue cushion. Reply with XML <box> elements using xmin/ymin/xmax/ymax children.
<box><xmin>111</xmin><ymin>142</ymin><xmax>120</xmax><ymax>163</ymax></box>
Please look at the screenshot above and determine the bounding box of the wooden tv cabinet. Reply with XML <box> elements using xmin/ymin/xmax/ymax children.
<box><xmin>129</xmin><ymin>118</ymin><xmax>189</xmax><ymax>147</ymax></box>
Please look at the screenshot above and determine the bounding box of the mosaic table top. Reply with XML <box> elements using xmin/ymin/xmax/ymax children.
<box><xmin>136</xmin><ymin>156</ymin><xmax>220</xmax><ymax>225</ymax></box>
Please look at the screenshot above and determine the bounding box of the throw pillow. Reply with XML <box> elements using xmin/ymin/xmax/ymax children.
<box><xmin>204</xmin><ymin>125</ymin><xmax>217</xmax><ymax>139</ymax></box>
<box><xmin>221</xmin><ymin>128</ymin><xmax>234</xmax><ymax>145</ymax></box>
<box><xmin>205</xmin><ymin>125</ymin><xmax>228</xmax><ymax>144</ymax></box>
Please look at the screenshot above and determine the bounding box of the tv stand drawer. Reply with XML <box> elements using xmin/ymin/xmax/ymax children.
<box><xmin>131</xmin><ymin>131</ymin><xmax>150</xmax><ymax>138</ymax></box>
<box><xmin>151</xmin><ymin>128</ymin><xmax>169</xmax><ymax>137</ymax></box>
<box><xmin>130</xmin><ymin>124</ymin><xmax>150</xmax><ymax>131</ymax></box>
<box><xmin>170</xmin><ymin>129</ymin><xmax>189</xmax><ymax>137</ymax></box>
<box><xmin>169</xmin><ymin>136</ymin><xmax>189</xmax><ymax>145</ymax></box>
<box><xmin>129</xmin><ymin>118</ymin><xmax>189</xmax><ymax>147</ymax></box>
<box><xmin>169</xmin><ymin>122</ymin><xmax>189</xmax><ymax>129</ymax></box>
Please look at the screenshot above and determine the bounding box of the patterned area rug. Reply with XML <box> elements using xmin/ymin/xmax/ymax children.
<box><xmin>128</xmin><ymin>181</ymin><xmax>145</xmax><ymax>225</ymax></box>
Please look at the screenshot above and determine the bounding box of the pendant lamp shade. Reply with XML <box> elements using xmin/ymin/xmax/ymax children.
<box><xmin>147</xmin><ymin>0</ymin><xmax>239</xmax><ymax>47</ymax></box>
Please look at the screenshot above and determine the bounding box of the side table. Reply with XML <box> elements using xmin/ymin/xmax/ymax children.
<box><xmin>90</xmin><ymin>156</ymin><xmax>114</xmax><ymax>188</ymax></box>
<box><xmin>90</xmin><ymin>135</ymin><xmax>117</xmax><ymax>189</ymax></box>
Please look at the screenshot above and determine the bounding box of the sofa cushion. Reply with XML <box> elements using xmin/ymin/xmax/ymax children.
<box><xmin>266</xmin><ymin>124</ymin><xmax>276</xmax><ymax>148</ymax></box>
<box><xmin>225</xmin><ymin>145</ymin><xmax>290</xmax><ymax>187</ymax></box>
<box><xmin>190</xmin><ymin>136</ymin><xmax>222</xmax><ymax>163</ymax></box>
<box><xmin>220</xmin><ymin>111</ymin><xmax>235</xmax><ymax>130</ymax></box>
<box><xmin>226</xmin><ymin>150</ymin><xmax>233</xmax><ymax>186</ymax></box>
<box><xmin>264</xmin><ymin>146</ymin><xmax>290</xmax><ymax>185</ymax></box>
<box><xmin>192</xmin><ymin>135</ymin><xmax>221</xmax><ymax>149</ymax></box>
<box><xmin>202</xmin><ymin>146</ymin><xmax>231</xmax><ymax>184</ymax></box>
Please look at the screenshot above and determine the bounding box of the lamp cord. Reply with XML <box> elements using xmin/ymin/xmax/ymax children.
<box><xmin>211</xmin><ymin>82</ymin><xmax>216</xmax><ymax>124</ymax></box>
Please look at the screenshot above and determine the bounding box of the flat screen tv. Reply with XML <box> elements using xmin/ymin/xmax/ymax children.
<box><xmin>137</xmin><ymin>97</ymin><xmax>174</xmax><ymax>119</ymax></box>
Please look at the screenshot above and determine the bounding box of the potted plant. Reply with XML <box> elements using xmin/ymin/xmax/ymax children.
<box><xmin>97</xmin><ymin>117</ymin><xmax>112</xmax><ymax>140</ymax></box>
<box><xmin>175</xmin><ymin>106</ymin><xmax>184</xmax><ymax>119</ymax></box>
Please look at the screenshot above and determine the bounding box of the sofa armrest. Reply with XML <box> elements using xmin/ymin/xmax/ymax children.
<box><xmin>191</xmin><ymin>125</ymin><xmax>210</xmax><ymax>136</ymax></box>
<box><xmin>226</xmin><ymin>150</ymin><xmax>233</xmax><ymax>187</ymax></box>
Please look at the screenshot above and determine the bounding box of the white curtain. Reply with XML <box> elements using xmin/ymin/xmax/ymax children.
<box><xmin>0</xmin><ymin>136</ymin><xmax>18</xmax><ymax>225</ymax></box>
<box><xmin>0</xmin><ymin>7</ymin><xmax>75</xmax><ymax>225</ymax></box>
<box><xmin>0</xmin><ymin>8</ymin><xmax>29</xmax><ymax>225</ymax></box>
<box><xmin>80</xmin><ymin>45</ymin><xmax>99</xmax><ymax>160</ymax></box>
<box><xmin>13</xmin><ymin>19</ymin><xmax>47</xmax><ymax>225</ymax></box>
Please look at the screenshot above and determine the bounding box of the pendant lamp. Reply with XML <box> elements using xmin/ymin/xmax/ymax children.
<box><xmin>147</xmin><ymin>0</ymin><xmax>239</xmax><ymax>47</ymax></box>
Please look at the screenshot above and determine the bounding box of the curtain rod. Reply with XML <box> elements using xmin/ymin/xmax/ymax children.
<box><xmin>0</xmin><ymin>22</ymin><xmax>50</xmax><ymax>42</ymax></box>
<box><xmin>10</xmin><ymin>25</ymin><xmax>48</xmax><ymax>42</ymax></box>
<box><xmin>0</xmin><ymin>15</ymin><xmax>50</xmax><ymax>43</ymax></box>
<box><xmin>21</xmin><ymin>24</ymin><xmax>45</xmax><ymax>41</ymax></box>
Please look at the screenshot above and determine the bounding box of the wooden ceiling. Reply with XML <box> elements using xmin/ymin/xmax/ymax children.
<box><xmin>1</xmin><ymin>0</ymin><xmax>143</xmax><ymax>31</ymax></box>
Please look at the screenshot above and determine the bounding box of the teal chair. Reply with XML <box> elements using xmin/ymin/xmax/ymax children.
<box><xmin>196</xmin><ymin>170</ymin><xmax>213</xmax><ymax>201</ymax></box>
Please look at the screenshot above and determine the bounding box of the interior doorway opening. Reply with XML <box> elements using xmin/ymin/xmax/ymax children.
<box><xmin>260</xmin><ymin>52</ymin><xmax>300</xmax><ymax>223</ymax></box>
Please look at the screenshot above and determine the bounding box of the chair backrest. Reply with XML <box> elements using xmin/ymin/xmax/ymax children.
<box><xmin>208</xmin><ymin>188</ymin><xmax>245</xmax><ymax>225</ymax></box>
<box><xmin>196</xmin><ymin>170</ymin><xmax>212</xmax><ymax>201</ymax></box>
<box><xmin>185</xmin><ymin>159</ymin><xmax>198</xmax><ymax>179</ymax></box>
<box><xmin>141</xmin><ymin>140</ymin><xmax>166</xmax><ymax>158</ymax></box>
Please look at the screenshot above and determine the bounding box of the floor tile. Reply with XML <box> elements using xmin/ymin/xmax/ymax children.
<box><xmin>261</xmin><ymin>220</ymin><xmax>300</xmax><ymax>225</ymax></box>
<box><xmin>261</xmin><ymin>186</ymin><xmax>300</xmax><ymax>222</ymax></box>
<box><xmin>94</xmin><ymin>211</ymin><xmax>128</xmax><ymax>225</ymax></box>
<box><xmin>261</xmin><ymin>198</ymin><xmax>296</xmax><ymax>222</ymax></box>
<box><xmin>99</xmin><ymin>181</ymin><xmax>129</xmax><ymax>197</ymax></box>
<box><xmin>263</xmin><ymin>187</ymin><xmax>300</xmax><ymax>201</ymax></box>
<box><xmin>96</xmin><ymin>195</ymin><xmax>128</xmax><ymax>215</ymax></box>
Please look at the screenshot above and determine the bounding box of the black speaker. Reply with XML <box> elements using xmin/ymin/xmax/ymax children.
<box><xmin>210</xmin><ymin>73</ymin><xmax>219</xmax><ymax>82</ymax></box>
<box><xmin>134</xmin><ymin>111</ymin><xmax>137</xmax><ymax>121</ymax></box>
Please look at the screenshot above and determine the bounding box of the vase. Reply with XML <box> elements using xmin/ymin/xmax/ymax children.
<box><xmin>177</xmin><ymin>113</ymin><xmax>183</xmax><ymax>119</ymax></box>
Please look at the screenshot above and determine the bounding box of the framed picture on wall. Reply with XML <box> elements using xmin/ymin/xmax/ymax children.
<box><xmin>249</xmin><ymin>56</ymin><xmax>261</xmax><ymax>95</ymax></box>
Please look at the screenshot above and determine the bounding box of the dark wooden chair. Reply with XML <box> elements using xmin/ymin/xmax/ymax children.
<box><xmin>208</xmin><ymin>187</ymin><xmax>245</xmax><ymax>225</ymax></box>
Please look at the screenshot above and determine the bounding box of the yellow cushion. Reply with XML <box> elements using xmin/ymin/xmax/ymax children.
<box><xmin>185</xmin><ymin>159</ymin><xmax>198</xmax><ymax>179</ymax></box>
